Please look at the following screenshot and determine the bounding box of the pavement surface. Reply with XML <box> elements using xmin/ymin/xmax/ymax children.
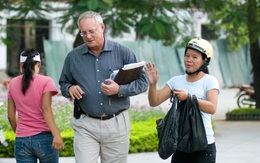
<box><xmin>1</xmin><ymin>88</ymin><xmax>260</xmax><ymax>163</ymax></box>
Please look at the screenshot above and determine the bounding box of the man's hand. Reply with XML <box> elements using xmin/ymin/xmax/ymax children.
<box><xmin>101</xmin><ymin>79</ymin><xmax>119</xmax><ymax>96</ymax></box>
<box><xmin>68</xmin><ymin>85</ymin><xmax>85</xmax><ymax>100</ymax></box>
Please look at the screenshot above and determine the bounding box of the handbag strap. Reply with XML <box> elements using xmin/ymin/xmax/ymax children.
<box><xmin>186</xmin><ymin>93</ymin><xmax>191</xmax><ymax>107</ymax></box>
<box><xmin>170</xmin><ymin>90</ymin><xmax>174</xmax><ymax>103</ymax></box>
<box><xmin>191</xmin><ymin>95</ymin><xmax>199</xmax><ymax>108</ymax></box>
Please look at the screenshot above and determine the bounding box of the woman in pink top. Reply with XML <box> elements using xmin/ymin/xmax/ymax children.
<box><xmin>7</xmin><ymin>49</ymin><xmax>64</xmax><ymax>163</ymax></box>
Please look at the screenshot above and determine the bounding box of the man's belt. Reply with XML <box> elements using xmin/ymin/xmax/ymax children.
<box><xmin>86</xmin><ymin>110</ymin><xmax>124</xmax><ymax>120</ymax></box>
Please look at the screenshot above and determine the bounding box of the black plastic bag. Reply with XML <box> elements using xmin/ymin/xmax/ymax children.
<box><xmin>177</xmin><ymin>94</ymin><xmax>207</xmax><ymax>153</ymax></box>
<box><xmin>156</xmin><ymin>94</ymin><xmax>180</xmax><ymax>159</ymax></box>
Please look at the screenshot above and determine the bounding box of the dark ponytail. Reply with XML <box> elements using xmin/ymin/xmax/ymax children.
<box><xmin>21</xmin><ymin>49</ymin><xmax>40</xmax><ymax>95</ymax></box>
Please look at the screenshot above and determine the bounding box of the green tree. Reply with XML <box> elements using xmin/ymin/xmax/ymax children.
<box><xmin>2</xmin><ymin>0</ymin><xmax>259</xmax><ymax>108</ymax></box>
<box><xmin>58</xmin><ymin>0</ymin><xmax>192</xmax><ymax>47</ymax></box>
<box><xmin>188</xmin><ymin>0</ymin><xmax>260</xmax><ymax>108</ymax></box>
<box><xmin>0</xmin><ymin>0</ymin><xmax>59</xmax><ymax>76</ymax></box>
<box><xmin>0</xmin><ymin>0</ymin><xmax>193</xmax><ymax>76</ymax></box>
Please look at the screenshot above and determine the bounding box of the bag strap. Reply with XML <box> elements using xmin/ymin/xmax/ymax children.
<box><xmin>191</xmin><ymin>95</ymin><xmax>200</xmax><ymax>111</ymax></box>
<box><xmin>170</xmin><ymin>90</ymin><xmax>174</xmax><ymax>103</ymax></box>
<box><xmin>186</xmin><ymin>93</ymin><xmax>191</xmax><ymax>107</ymax></box>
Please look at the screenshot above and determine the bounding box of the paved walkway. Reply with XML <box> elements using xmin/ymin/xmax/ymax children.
<box><xmin>1</xmin><ymin>88</ymin><xmax>260</xmax><ymax>163</ymax></box>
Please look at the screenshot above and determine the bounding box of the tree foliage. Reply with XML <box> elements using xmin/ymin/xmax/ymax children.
<box><xmin>0</xmin><ymin>0</ymin><xmax>196</xmax><ymax>46</ymax></box>
<box><xmin>57</xmin><ymin>0</ymin><xmax>193</xmax><ymax>46</ymax></box>
<box><xmin>1</xmin><ymin>0</ymin><xmax>260</xmax><ymax>107</ymax></box>
<box><xmin>189</xmin><ymin>0</ymin><xmax>260</xmax><ymax>108</ymax></box>
<box><xmin>191</xmin><ymin>0</ymin><xmax>259</xmax><ymax>50</ymax></box>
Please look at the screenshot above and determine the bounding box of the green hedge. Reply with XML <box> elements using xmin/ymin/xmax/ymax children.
<box><xmin>0</xmin><ymin>97</ymin><xmax>167</xmax><ymax>158</ymax></box>
<box><xmin>0</xmin><ymin>118</ymin><xmax>160</xmax><ymax>157</ymax></box>
<box><xmin>226</xmin><ymin>108</ymin><xmax>260</xmax><ymax>120</ymax></box>
<box><xmin>0</xmin><ymin>131</ymin><xmax>15</xmax><ymax>157</ymax></box>
<box><xmin>0</xmin><ymin>116</ymin><xmax>218</xmax><ymax>158</ymax></box>
<box><xmin>129</xmin><ymin>118</ymin><xmax>158</xmax><ymax>153</ymax></box>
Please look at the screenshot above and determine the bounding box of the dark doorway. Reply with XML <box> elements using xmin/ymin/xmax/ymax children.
<box><xmin>6</xmin><ymin>19</ymin><xmax>49</xmax><ymax>77</ymax></box>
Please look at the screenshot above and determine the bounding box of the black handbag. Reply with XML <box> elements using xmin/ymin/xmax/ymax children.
<box><xmin>156</xmin><ymin>92</ymin><xmax>180</xmax><ymax>159</ymax></box>
<box><xmin>177</xmin><ymin>94</ymin><xmax>207</xmax><ymax>153</ymax></box>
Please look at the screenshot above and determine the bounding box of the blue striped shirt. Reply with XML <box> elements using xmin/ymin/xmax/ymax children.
<box><xmin>59</xmin><ymin>38</ymin><xmax>148</xmax><ymax>117</ymax></box>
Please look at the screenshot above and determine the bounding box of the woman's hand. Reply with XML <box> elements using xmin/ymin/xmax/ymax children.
<box><xmin>173</xmin><ymin>89</ymin><xmax>188</xmax><ymax>102</ymax></box>
<box><xmin>52</xmin><ymin>134</ymin><xmax>64</xmax><ymax>151</ymax></box>
<box><xmin>144</xmin><ymin>62</ymin><xmax>159</xmax><ymax>85</ymax></box>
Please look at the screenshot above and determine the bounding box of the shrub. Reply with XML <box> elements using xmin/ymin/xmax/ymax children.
<box><xmin>52</xmin><ymin>97</ymin><xmax>74</xmax><ymax>131</ymax></box>
<box><xmin>129</xmin><ymin>102</ymin><xmax>165</xmax><ymax>122</ymax></box>
<box><xmin>0</xmin><ymin>131</ymin><xmax>15</xmax><ymax>157</ymax></box>
<box><xmin>0</xmin><ymin>97</ymin><xmax>166</xmax><ymax>157</ymax></box>
<box><xmin>226</xmin><ymin>108</ymin><xmax>260</xmax><ymax>120</ymax></box>
<box><xmin>60</xmin><ymin>130</ymin><xmax>74</xmax><ymax>156</ymax></box>
<box><xmin>0</xmin><ymin>98</ymin><xmax>10</xmax><ymax>131</ymax></box>
<box><xmin>130</xmin><ymin>118</ymin><xmax>159</xmax><ymax>153</ymax></box>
